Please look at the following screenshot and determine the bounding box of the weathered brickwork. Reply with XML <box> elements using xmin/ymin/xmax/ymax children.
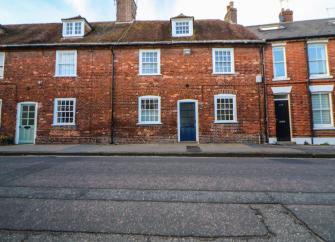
<box><xmin>113</xmin><ymin>45</ymin><xmax>265</xmax><ymax>144</ymax></box>
<box><xmin>0</xmin><ymin>48</ymin><xmax>113</xmax><ymax>144</ymax></box>
<box><xmin>264</xmin><ymin>38</ymin><xmax>335</xmax><ymax>141</ymax></box>
<box><xmin>0</xmin><ymin>44</ymin><xmax>265</xmax><ymax>144</ymax></box>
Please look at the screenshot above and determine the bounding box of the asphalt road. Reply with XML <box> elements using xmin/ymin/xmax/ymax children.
<box><xmin>0</xmin><ymin>156</ymin><xmax>334</xmax><ymax>242</ymax></box>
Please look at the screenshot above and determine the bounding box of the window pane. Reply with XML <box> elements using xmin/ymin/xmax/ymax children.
<box><xmin>215</xmin><ymin>50</ymin><xmax>232</xmax><ymax>74</ymax></box>
<box><xmin>55</xmin><ymin>99</ymin><xmax>75</xmax><ymax>125</ymax></box>
<box><xmin>57</xmin><ymin>52</ymin><xmax>76</xmax><ymax>76</ymax></box>
<box><xmin>273</xmin><ymin>48</ymin><xmax>284</xmax><ymax>62</ymax></box>
<box><xmin>308</xmin><ymin>44</ymin><xmax>327</xmax><ymax>75</ymax></box>
<box><xmin>216</xmin><ymin>96</ymin><xmax>235</xmax><ymax>121</ymax></box>
<box><xmin>312</xmin><ymin>93</ymin><xmax>332</xmax><ymax>126</ymax></box>
<box><xmin>175</xmin><ymin>21</ymin><xmax>190</xmax><ymax>35</ymax></box>
<box><xmin>140</xmin><ymin>97</ymin><xmax>160</xmax><ymax>123</ymax></box>
<box><xmin>141</xmin><ymin>51</ymin><xmax>159</xmax><ymax>74</ymax></box>
<box><xmin>274</xmin><ymin>63</ymin><xmax>286</xmax><ymax>77</ymax></box>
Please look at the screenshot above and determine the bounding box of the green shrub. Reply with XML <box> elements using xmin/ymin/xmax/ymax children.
<box><xmin>0</xmin><ymin>134</ymin><xmax>13</xmax><ymax>145</ymax></box>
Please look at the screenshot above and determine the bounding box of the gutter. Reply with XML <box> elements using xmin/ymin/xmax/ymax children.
<box><xmin>0</xmin><ymin>39</ymin><xmax>266</xmax><ymax>49</ymax></box>
<box><xmin>262</xmin><ymin>34</ymin><xmax>335</xmax><ymax>42</ymax></box>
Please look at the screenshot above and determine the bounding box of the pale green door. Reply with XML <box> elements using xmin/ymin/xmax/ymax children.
<box><xmin>18</xmin><ymin>104</ymin><xmax>36</xmax><ymax>144</ymax></box>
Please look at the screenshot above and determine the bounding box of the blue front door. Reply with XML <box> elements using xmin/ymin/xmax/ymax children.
<box><xmin>180</xmin><ymin>102</ymin><xmax>196</xmax><ymax>142</ymax></box>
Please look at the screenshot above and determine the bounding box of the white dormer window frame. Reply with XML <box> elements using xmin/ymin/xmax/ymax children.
<box><xmin>62</xmin><ymin>20</ymin><xmax>85</xmax><ymax>38</ymax></box>
<box><xmin>172</xmin><ymin>19</ymin><xmax>193</xmax><ymax>37</ymax></box>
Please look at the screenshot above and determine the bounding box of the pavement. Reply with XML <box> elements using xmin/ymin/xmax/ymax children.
<box><xmin>0</xmin><ymin>143</ymin><xmax>335</xmax><ymax>157</ymax></box>
<box><xmin>0</xmin><ymin>156</ymin><xmax>335</xmax><ymax>241</ymax></box>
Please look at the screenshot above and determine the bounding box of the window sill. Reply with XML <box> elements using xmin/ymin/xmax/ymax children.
<box><xmin>273</xmin><ymin>77</ymin><xmax>290</xmax><ymax>82</ymax></box>
<box><xmin>213</xmin><ymin>73</ymin><xmax>236</xmax><ymax>76</ymax></box>
<box><xmin>52</xmin><ymin>124</ymin><xmax>76</xmax><ymax>128</ymax></box>
<box><xmin>314</xmin><ymin>127</ymin><xmax>335</xmax><ymax>130</ymax></box>
<box><xmin>137</xmin><ymin>123</ymin><xmax>163</xmax><ymax>126</ymax></box>
<box><xmin>214</xmin><ymin>121</ymin><xmax>238</xmax><ymax>124</ymax></box>
<box><xmin>54</xmin><ymin>75</ymin><xmax>78</xmax><ymax>78</ymax></box>
<box><xmin>138</xmin><ymin>74</ymin><xmax>162</xmax><ymax>77</ymax></box>
<box><xmin>310</xmin><ymin>75</ymin><xmax>333</xmax><ymax>80</ymax></box>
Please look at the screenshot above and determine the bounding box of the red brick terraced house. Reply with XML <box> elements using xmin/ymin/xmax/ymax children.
<box><xmin>1</xmin><ymin>1</ymin><xmax>334</xmax><ymax>146</ymax></box>
<box><xmin>0</xmin><ymin>0</ymin><xmax>268</xmax><ymax>145</ymax></box>
<box><xmin>249</xmin><ymin>9</ymin><xmax>335</xmax><ymax>145</ymax></box>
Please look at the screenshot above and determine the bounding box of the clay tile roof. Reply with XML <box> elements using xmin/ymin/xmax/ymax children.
<box><xmin>0</xmin><ymin>19</ymin><xmax>261</xmax><ymax>47</ymax></box>
<box><xmin>61</xmin><ymin>15</ymin><xmax>85</xmax><ymax>21</ymax></box>
<box><xmin>171</xmin><ymin>14</ymin><xmax>194</xmax><ymax>19</ymax></box>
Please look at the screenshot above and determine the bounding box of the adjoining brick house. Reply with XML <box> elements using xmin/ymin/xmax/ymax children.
<box><xmin>249</xmin><ymin>9</ymin><xmax>335</xmax><ymax>145</ymax></box>
<box><xmin>0</xmin><ymin>0</ymin><xmax>267</xmax><ymax>144</ymax></box>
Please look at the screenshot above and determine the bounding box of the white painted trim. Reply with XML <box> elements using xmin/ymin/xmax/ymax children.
<box><xmin>311</xmin><ymin>92</ymin><xmax>334</xmax><ymax>129</ymax></box>
<box><xmin>15</xmin><ymin>102</ymin><xmax>38</xmax><ymax>145</ymax></box>
<box><xmin>171</xmin><ymin>18</ymin><xmax>193</xmax><ymax>37</ymax></box>
<box><xmin>212</xmin><ymin>48</ymin><xmax>235</xmax><ymax>75</ymax></box>
<box><xmin>55</xmin><ymin>50</ymin><xmax>77</xmax><ymax>77</ymax></box>
<box><xmin>292</xmin><ymin>137</ymin><xmax>312</xmax><ymax>145</ymax></box>
<box><xmin>272</xmin><ymin>46</ymin><xmax>288</xmax><ymax>80</ymax></box>
<box><xmin>137</xmin><ymin>96</ymin><xmax>162</xmax><ymax>125</ymax></box>
<box><xmin>271</xmin><ymin>42</ymin><xmax>286</xmax><ymax>47</ymax></box>
<box><xmin>62</xmin><ymin>20</ymin><xmax>85</xmax><ymax>38</ymax></box>
<box><xmin>271</xmin><ymin>86</ymin><xmax>292</xmax><ymax>95</ymax></box>
<box><xmin>214</xmin><ymin>94</ymin><xmax>238</xmax><ymax>124</ymax></box>
<box><xmin>307</xmin><ymin>39</ymin><xmax>329</xmax><ymax>44</ymax></box>
<box><xmin>268</xmin><ymin>137</ymin><xmax>277</xmax><ymax>144</ymax></box>
<box><xmin>139</xmin><ymin>49</ymin><xmax>161</xmax><ymax>76</ymax></box>
<box><xmin>309</xmin><ymin>85</ymin><xmax>334</xmax><ymax>93</ymax></box>
<box><xmin>0</xmin><ymin>52</ymin><xmax>5</xmax><ymax>79</ymax></box>
<box><xmin>292</xmin><ymin>137</ymin><xmax>335</xmax><ymax>145</ymax></box>
<box><xmin>53</xmin><ymin>98</ymin><xmax>76</xmax><ymax>126</ymax></box>
<box><xmin>177</xmin><ymin>99</ymin><xmax>199</xmax><ymax>143</ymax></box>
<box><xmin>313</xmin><ymin>137</ymin><xmax>335</xmax><ymax>145</ymax></box>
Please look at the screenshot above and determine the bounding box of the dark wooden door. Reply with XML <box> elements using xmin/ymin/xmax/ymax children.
<box><xmin>275</xmin><ymin>100</ymin><xmax>291</xmax><ymax>141</ymax></box>
<box><xmin>180</xmin><ymin>102</ymin><xmax>196</xmax><ymax>142</ymax></box>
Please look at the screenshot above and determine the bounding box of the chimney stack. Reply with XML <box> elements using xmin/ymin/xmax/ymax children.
<box><xmin>279</xmin><ymin>8</ymin><xmax>293</xmax><ymax>23</ymax></box>
<box><xmin>224</xmin><ymin>1</ymin><xmax>237</xmax><ymax>24</ymax></box>
<box><xmin>116</xmin><ymin>0</ymin><xmax>137</xmax><ymax>23</ymax></box>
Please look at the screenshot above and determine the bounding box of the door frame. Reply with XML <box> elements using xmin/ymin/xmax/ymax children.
<box><xmin>177</xmin><ymin>99</ymin><xmax>199</xmax><ymax>143</ymax></box>
<box><xmin>15</xmin><ymin>102</ymin><xmax>38</xmax><ymax>145</ymax></box>
<box><xmin>274</xmin><ymin>95</ymin><xmax>293</xmax><ymax>142</ymax></box>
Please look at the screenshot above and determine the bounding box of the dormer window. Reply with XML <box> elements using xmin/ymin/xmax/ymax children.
<box><xmin>62</xmin><ymin>16</ymin><xmax>92</xmax><ymax>38</ymax></box>
<box><xmin>171</xmin><ymin>14</ymin><xmax>194</xmax><ymax>37</ymax></box>
<box><xmin>63</xmin><ymin>21</ymin><xmax>84</xmax><ymax>37</ymax></box>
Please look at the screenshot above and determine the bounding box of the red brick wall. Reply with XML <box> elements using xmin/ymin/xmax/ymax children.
<box><xmin>113</xmin><ymin>45</ymin><xmax>265</xmax><ymax>144</ymax></box>
<box><xmin>265</xmin><ymin>38</ymin><xmax>335</xmax><ymax>141</ymax></box>
<box><xmin>0</xmin><ymin>48</ymin><xmax>113</xmax><ymax>144</ymax></box>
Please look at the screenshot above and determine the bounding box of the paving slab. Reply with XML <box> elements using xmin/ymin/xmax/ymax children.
<box><xmin>287</xmin><ymin>205</ymin><xmax>335</xmax><ymax>242</ymax></box>
<box><xmin>0</xmin><ymin>198</ymin><xmax>267</xmax><ymax>237</ymax></box>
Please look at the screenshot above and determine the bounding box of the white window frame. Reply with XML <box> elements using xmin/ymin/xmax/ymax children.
<box><xmin>212</xmin><ymin>48</ymin><xmax>235</xmax><ymax>75</ymax></box>
<box><xmin>307</xmin><ymin>42</ymin><xmax>331</xmax><ymax>79</ymax></box>
<box><xmin>138</xmin><ymin>96</ymin><xmax>161</xmax><ymax>125</ymax></box>
<box><xmin>53</xmin><ymin>98</ymin><xmax>77</xmax><ymax>126</ymax></box>
<box><xmin>139</xmin><ymin>49</ymin><xmax>161</xmax><ymax>76</ymax></box>
<box><xmin>214</xmin><ymin>94</ymin><xmax>238</xmax><ymax>124</ymax></box>
<box><xmin>62</xmin><ymin>20</ymin><xmax>85</xmax><ymax>38</ymax></box>
<box><xmin>55</xmin><ymin>50</ymin><xmax>77</xmax><ymax>77</ymax></box>
<box><xmin>309</xmin><ymin>86</ymin><xmax>334</xmax><ymax>130</ymax></box>
<box><xmin>272</xmin><ymin>45</ymin><xmax>288</xmax><ymax>80</ymax></box>
<box><xmin>0</xmin><ymin>52</ymin><xmax>5</xmax><ymax>79</ymax></box>
<box><xmin>172</xmin><ymin>19</ymin><xmax>193</xmax><ymax>37</ymax></box>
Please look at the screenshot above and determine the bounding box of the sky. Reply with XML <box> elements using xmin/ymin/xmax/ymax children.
<box><xmin>0</xmin><ymin>0</ymin><xmax>334</xmax><ymax>26</ymax></box>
